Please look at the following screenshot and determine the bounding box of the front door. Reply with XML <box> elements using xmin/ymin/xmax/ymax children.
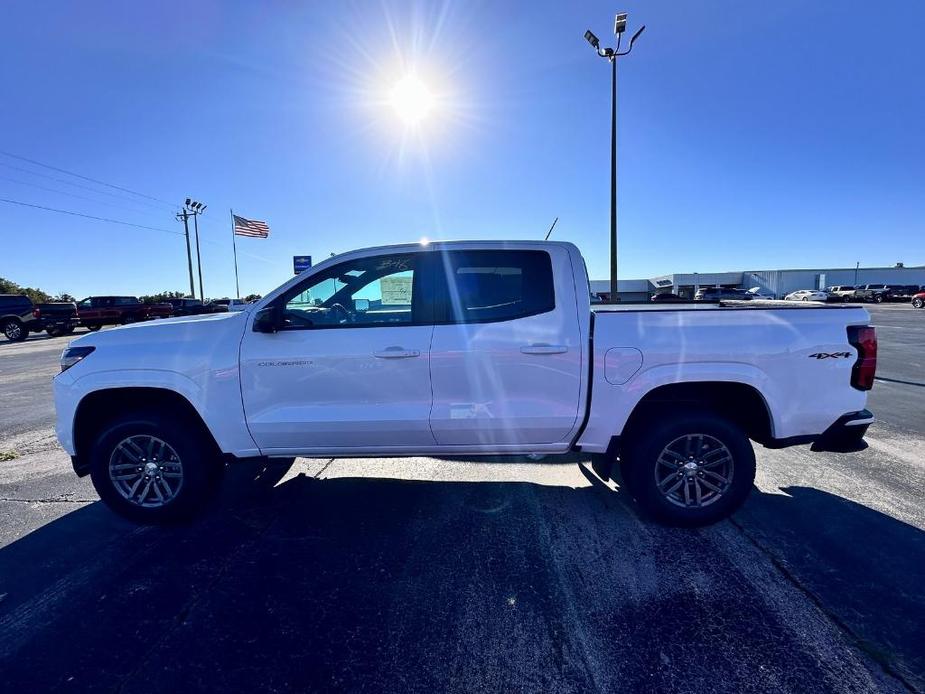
<box><xmin>240</xmin><ymin>251</ymin><xmax>434</xmax><ymax>454</ymax></box>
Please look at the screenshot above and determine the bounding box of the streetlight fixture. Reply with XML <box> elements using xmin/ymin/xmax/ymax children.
<box><xmin>584</xmin><ymin>13</ymin><xmax>645</xmax><ymax>302</ymax></box>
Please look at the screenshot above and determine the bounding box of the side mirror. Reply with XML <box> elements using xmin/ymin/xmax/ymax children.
<box><xmin>354</xmin><ymin>298</ymin><xmax>369</xmax><ymax>313</ymax></box>
<box><xmin>252</xmin><ymin>306</ymin><xmax>279</xmax><ymax>333</ymax></box>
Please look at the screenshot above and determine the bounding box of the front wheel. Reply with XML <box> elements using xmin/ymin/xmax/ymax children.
<box><xmin>621</xmin><ymin>412</ymin><xmax>756</xmax><ymax>527</ymax></box>
<box><xmin>874</xmin><ymin>294</ymin><xmax>883</xmax><ymax>303</ymax></box>
<box><xmin>89</xmin><ymin>411</ymin><xmax>221</xmax><ymax>524</ymax></box>
<box><xmin>912</xmin><ymin>298</ymin><xmax>923</xmax><ymax>309</ymax></box>
<box><xmin>86</xmin><ymin>324</ymin><xmax>102</xmax><ymax>332</ymax></box>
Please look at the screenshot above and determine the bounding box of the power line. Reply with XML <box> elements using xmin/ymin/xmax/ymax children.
<box><xmin>0</xmin><ymin>174</ymin><xmax>175</xmax><ymax>220</ymax></box>
<box><xmin>0</xmin><ymin>161</ymin><xmax>176</xmax><ymax>213</ymax></box>
<box><xmin>0</xmin><ymin>196</ymin><xmax>184</xmax><ymax>236</ymax></box>
<box><xmin>0</xmin><ymin>150</ymin><xmax>177</xmax><ymax>210</ymax></box>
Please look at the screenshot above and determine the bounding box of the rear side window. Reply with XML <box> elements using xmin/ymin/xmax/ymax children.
<box><xmin>436</xmin><ymin>250</ymin><xmax>555</xmax><ymax>324</ymax></box>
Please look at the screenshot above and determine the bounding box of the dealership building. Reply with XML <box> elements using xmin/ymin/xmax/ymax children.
<box><xmin>590</xmin><ymin>263</ymin><xmax>925</xmax><ymax>302</ymax></box>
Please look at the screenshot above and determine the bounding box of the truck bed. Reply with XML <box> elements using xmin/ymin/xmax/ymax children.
<box><xmin>592</xmin><ymin>300</ymin><xmax>861</xmax><ymax>313</ymax></box>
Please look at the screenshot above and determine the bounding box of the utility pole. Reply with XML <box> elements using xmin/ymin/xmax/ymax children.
<box><xmin>184</xmin><ymin>199</ymin><xmax>207</xmax><ymax>300</ymax></box>
<box><xmin>855</xmin><ymin>261</ymin><xmax>860</xmax><ymax>286</ymax></box>
<box><xmin>584</xmin><ymin>14</ymin><xmax>645</xmax><ymax>302</ymax></box>
<box><xmin>177</xmin><ymin>208</ymin><xmax>196</xmax><ymax>298</ymax></box>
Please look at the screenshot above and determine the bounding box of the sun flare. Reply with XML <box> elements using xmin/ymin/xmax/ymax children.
<box><xmin>389</xmin><ymin>75</ymin><xmax>435</xmax><ymax>125</ymax></box>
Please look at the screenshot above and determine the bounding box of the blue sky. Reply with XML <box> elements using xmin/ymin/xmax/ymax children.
<box><xmin>2</xmin><ymin>0</ymin><xmax>923</xmax><ymax>299</ymax></box>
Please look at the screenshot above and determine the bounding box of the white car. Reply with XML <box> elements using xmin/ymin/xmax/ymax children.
<box><xmin>784</xmin><ymin>289</ymin><xmax>829</xmax><ymax>302</ymax></box>
<box><xmin>745</xmin><ymin>287</ymin><xmax>775</xmax><ymax>300</ymax></box>
<box><xmin>54</xmin><ymin>240</ymin><xmax>876</xmax><ymax>527</ymax></box>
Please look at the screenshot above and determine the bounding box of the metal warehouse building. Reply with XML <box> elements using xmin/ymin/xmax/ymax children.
<box><xmin>590</xmin><ymin>264</ymin><xmax>925</xmax><ymax>302</ymax></box>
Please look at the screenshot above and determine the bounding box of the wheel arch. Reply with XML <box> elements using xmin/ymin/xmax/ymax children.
<box><xmin>619</xmin><ymin>381</ymin><xmax>774</xmax><ymax>453</ymax></box>
<box><xmin>72</xmin><ymin>387</ymin><xmax>221</xmax><ymax>476</ymax></box>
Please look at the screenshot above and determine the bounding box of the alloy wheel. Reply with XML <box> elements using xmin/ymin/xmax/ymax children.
<box><xmin>654</xmin><ymin>433</ymin><xmax>734</xmax><ymax>508</ymax></box>
<box><xmin>109</xmin><ymin>435</ymin><xmax>184</xmax><ymax>508</ymax></box>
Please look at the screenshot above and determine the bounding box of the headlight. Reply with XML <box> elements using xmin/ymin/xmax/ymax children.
<box><xmin>60</xmin><ymin>346</ymin><xmax>95</xmax><ymax>372</ymax></box>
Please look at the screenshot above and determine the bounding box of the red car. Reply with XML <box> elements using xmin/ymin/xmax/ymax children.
<box><xmin>76</xmin><ymin>296</ymin><xmax>150</xmax><ymax>331</ymax></box>
<box><xmin>913</xmin><ymin>291</ymin><xmax>925</xmax><ymax>309</ymax></box>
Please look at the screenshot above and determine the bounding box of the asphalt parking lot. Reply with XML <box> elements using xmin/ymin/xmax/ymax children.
<box><xmin>0</xmin><ymin>304</ymin><xmax>922</xmax><ymax>693</ymax></box>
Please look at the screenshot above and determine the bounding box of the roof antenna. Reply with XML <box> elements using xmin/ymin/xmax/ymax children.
<box><xmin>544</xmin><ymin>216</ymin><xmax>559</xmax><ymax>241</ymax></box>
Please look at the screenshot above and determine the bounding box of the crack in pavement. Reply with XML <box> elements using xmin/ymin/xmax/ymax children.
<box><xmin>728</xmin><ymin>516</ymin><xmax>918</xmax><ymax>693</ymax></box>
<box><xmin>0</xmin><ymin>497</ymin><xmax>96</xmax><ymax>504</ymax></box>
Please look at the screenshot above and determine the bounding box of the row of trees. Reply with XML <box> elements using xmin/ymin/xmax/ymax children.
<box><xmin>0</xmin><ymin>277</ymin><xmax>73</xmax><ymax>304</ymax></box>
<box><xmin>2</xmin><ymin>277</ymin><xmax>261</xmax><ymax>305</ymax></box>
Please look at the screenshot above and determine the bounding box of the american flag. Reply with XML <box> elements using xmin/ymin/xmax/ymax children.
<box><xmin>233</xmin><ymin>214</ymin><xmax>270</xmax><ymax>238</ymax></box>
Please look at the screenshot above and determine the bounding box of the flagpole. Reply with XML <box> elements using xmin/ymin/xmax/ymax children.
<box><xmin>230</xmin><ymin>208</ymin><xmax>241</xmax><ymax>299</ymax></box>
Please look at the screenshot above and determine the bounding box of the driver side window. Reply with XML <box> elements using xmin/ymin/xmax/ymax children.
<box><xmin>280</xmin><ymin>253</ymin><xmax>419</xmax><ymax>329</ymax></box>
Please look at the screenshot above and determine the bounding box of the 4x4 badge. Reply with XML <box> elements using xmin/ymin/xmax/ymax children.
<box><xmin>808</xmin><ymin>352</ymin><xmax>851</xmax><ymax>359</ymax></box>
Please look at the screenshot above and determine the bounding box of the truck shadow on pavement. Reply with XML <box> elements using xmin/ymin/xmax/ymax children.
<box><xmin>0</xmin><ymin>460</ymin><xmax>921</xmax><ymax>693</ymax></box>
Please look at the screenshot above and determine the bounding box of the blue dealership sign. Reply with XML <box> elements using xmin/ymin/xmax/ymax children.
<box><xmin>293</xmin><ymin>255</ymin><xmax>312</xmax><ymax>274</ymax></box>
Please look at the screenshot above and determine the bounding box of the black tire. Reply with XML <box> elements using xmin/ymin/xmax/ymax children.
<box><xmin>913</xmin><ymin>298</ymin><xmax>924</xmax><ymax>309</ymax></box>
<box><xmin>621</xmin><ymin>411</ymin><xmax>756</xmax><ymax>527</ymax></box>
<box><xmin>2</xmin><ymin>319</ymin><xmax>28</xmax><ymax>342</ymax></box>
<box><xmin>801</xmin><ymin>296</ymin><xmax>808</xmax><ymax>302</ymax></box>
<box><xmin>86</xmin><ymin>324</ymin><xmax>102</xmax><ymax>332</ymax></box>
<box><xmin>874</xmin><ymin>294</ymin><xmax>883</xmax><ymax>303</ymax></box>
<box><xmin>89</xmin><ymin>410</ymin><xmax>221</xmax><ymax>524</ymax></box>
<box><xmin>843</xmin><ymin>295</ymin><xmax>851</xmax><ymax>303</ymax></box>
<box><xmin>63</xmin><ymin>325</ymin><xmax>76</xmax><ymax>335</ymax></box>
<box><xmin>46</xmin><ymin>327</ymin><xmax>62</xmax><ymax>338</ymax></box>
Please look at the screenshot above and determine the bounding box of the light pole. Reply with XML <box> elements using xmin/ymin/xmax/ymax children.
<box><xmin>585</xmin><ymin>14</ymin><xmax>645</xmax><ymax>303</ymax></box>
<box><xmin>185</xmin><ymin>199</ymin><xmax>207</xmax><ymax>300</ymax></box>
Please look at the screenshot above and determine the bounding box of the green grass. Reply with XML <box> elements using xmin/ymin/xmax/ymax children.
<box><xmin>0</xmin><ymin>450</ymin><xmax>18</xmax><ymax>462</ymax></box>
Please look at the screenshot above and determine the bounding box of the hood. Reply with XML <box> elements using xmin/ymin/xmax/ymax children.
<box><xmin>68</xmin><ymin>310</ymin><xmax>247</xmax><ymax>349</ymax></box>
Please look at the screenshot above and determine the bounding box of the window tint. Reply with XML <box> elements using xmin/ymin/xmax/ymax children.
<box><xmin>438</xmin><ymin>250</ymin><xmax>554</xmax><ymax>324</ymax></box>
<box><xmin>279</xmin><ymin>253</ymin><xmax>419</xmax><ymax>329</ymax></box>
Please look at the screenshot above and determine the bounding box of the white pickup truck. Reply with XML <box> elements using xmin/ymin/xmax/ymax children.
<box><xmin>54</xmin><ymin>241</ymin><xmax>877</xmax><ymax>526</ymax></box>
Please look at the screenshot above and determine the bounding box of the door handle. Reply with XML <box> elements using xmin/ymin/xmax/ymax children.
<box><xmin>520</xmin><ymin>344</ymin><xmax>568</xmax><ymax>355</ymax></box>
<box><xmin>374</xmin><ymin>347</ymin><xmax>421</xmax><ymax>359</ymax></box>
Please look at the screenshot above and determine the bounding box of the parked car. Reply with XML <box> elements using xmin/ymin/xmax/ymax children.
<box><xmin>886</xmin><ymin>285</ymin><xmax>922</xmax><ymax>302</ymax></box>
<box><xmin>33</xmin><ymin>302</ymin><xmax>79</xmax><ymax>337</ymax></box>
<box><xmin>826</xmin><ymin>285</ymin><xmax>856</xmax><ymax>301</ymax></box>
<box><xmin>145</xmin><ymin>302</ymin><xmax>175</xmax><ymax>320</ymax></box>
<box><xmin>210</xmin><ymin>298</ymin><xmax>248</xmax><ymax>312</ymax></box>
<box><xmin>55</xmin><ymin>240</ymin><xmax>875</xmax><ymax>528</ymax></box>
<box><xmin>693</xmin><ymin>287</ymin><xmax>751</xmax><ymax>302</ymax></box>
<box><xmin>784</xmin><ymin>290</ymin><xmax>828</xmax><ymax>302</ymax></box>
<box><xmin>913</xmin><ymin>290</ymin><xmax>925</xmax><ymax>309</ymax></box>
<box><xmin>850</xmin><ymin>284</ymin><xmax>892</xmax><ymax>303</ymax></box>
<box><xmin>650</xmin><ymin>292</ymin><xmax>685</xmax><ymax>302</ymax></box>
<box><xmin>76</xmin><ymin>296</ymin><xmax>149</xmax><ymax>331</ymax></box>
<box><xmin>165</xmin><ymin>298</ymin><xmax>209</xmax><ymax>316</ymax></box>
<box><xmin>745</xmin><ymin>287</ymin><xmax>775</xmax><ymax>300</ymax></box>
<box><xmin>1</xmin><ymin>294</ymin><xmax>36</xmax><ymax>342</ymax></box>
<box><xmin>0</xmin><ymin>295</ymin><xmax>79</xmax><ymax>341</ymax></box>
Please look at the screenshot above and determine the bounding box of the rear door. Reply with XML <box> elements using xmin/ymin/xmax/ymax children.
<box><xmin>428</xmin><ymin>247</ymin><xmax>583</xmax><ymax>448</ymax></box>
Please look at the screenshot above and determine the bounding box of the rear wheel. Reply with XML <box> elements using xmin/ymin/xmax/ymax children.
<box><xmin>89</xmin><ymin>411</ymin><xmax>221</xmax><ymax>524</ymax></box>
<box><xmin>46</xmin><ymin>327</ymin><xmax>62</xmax><ymax>338</ymax></box>
<box><xmin>913</xmin><ymin>298</ymin><xmax>924</xmax><ymax>309</ymax></box>
<box><xmin>621</xmin><ymin>412</ymin><xmax>756</xmax><ymax>527</ymax></box>
<box><xmin>2</xmin><ymin>319</ymin><xmax>28</xmax><ymax>342</ymax></box>
<box><xmin>86</xmin><ymin>324</ymin><xmax>102</xmax><ymax>332</ymax></box>
<box><xmin>874</xmin><ymin>294</ymin><xmax>883</xmax><ymax>303</ymax></box>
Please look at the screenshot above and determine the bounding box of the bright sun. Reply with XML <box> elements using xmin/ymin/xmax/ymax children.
<box><xmin>389</xmin><ymin>75</ymin><xmax>435</xmax><ymax>126</ymax></box>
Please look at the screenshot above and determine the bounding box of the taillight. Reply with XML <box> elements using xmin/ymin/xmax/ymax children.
<box><xmin>848</xmin><ymin>325</ymin><xmax>877</xmax><ymax>391</ymax></box>
<box><xmin>32</xmin><ymin>308</ymin><xmax>41</xmax><ymax>319</ymax></box>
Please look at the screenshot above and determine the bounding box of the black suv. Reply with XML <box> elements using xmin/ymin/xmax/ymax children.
<box><xmin>0</xmin><ymin>294</ymin><xmax>34</xmax><ymax>342</ymax></box>
<box><xmin>165</xmin><ymin>297</ymin><xmax>208</xmax><ymax>316</ymax></box>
